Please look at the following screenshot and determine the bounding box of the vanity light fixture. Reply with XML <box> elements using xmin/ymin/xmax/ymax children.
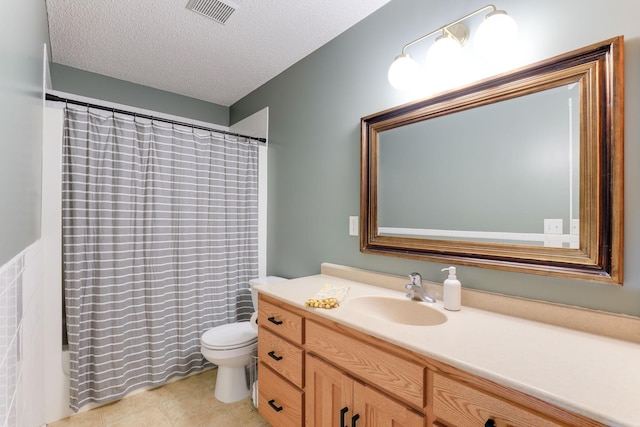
<box><xmin>388</xmin><ymin>4</ymin><xmax>518</xmax><ymax>90</ymax></box>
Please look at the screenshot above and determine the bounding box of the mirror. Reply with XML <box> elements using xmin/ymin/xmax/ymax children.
<box><xmin>378</xmin><ymin>83</ymin><xmax>581</xmax><ymax>247</ymax></box>
<box><xmin>361</xmin><ymin>37</ymin><xmax>624</xmax><ymax>284</ymax></box>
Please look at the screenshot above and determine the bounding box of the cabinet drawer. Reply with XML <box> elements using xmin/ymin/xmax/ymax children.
<box><xmin>432</xmin><ymin>373</ymin><xmax>564</xmax><ymax>427</ymax></box>
<box><xmin>259</xmin><ymin>327</ymin><xmax>304</xmax><ymax>387</ymax></box>
<box><xmin>306</xmin><ymin>320</ymin><xmax>424</xmax><ymax>409</ymax></box>
<box><xmin>258</xmin><ymin>363</ymin><xmax>304</xmax><ymax>427</ymax></box>
<box><xmin>258</xmin><ymin>297</ymin><xmax>304</xmax><ymax>345</ymax></box>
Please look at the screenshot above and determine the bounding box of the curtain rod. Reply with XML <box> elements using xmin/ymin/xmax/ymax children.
<box><xmin>45</xmin><ymin>93</ymin><xmax>267</xmax><ymax>144</ymax></box>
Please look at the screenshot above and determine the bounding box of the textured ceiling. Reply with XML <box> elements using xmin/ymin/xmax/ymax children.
<box><xmin>46</xmin><ymin>0</ymin><xmax>392</xmax><ymax>106</ymax></box>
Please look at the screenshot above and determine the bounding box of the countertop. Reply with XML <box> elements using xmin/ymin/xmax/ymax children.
<box><xmin>255</xmin><ymin>274</ymin><xmax>640</xmax><ymax>427</ymax></box>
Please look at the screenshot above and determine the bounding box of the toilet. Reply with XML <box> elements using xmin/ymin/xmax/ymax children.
<box><xmin>200</xmin><ymin>276</ymin><xmax>287</xmax><ymax>403</ymax></box>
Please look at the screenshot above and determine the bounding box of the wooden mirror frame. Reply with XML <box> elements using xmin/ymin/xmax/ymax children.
<box><xmin>360</xmin><ymin>37</ymin><xmax>624</xmax><ymax>284</ymax></box>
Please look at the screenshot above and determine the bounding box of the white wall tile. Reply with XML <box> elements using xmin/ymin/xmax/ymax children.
<box><xmin>0</xmin><ymin>242</ymin><xmax>45</xmax><ymax>427</ymax></box>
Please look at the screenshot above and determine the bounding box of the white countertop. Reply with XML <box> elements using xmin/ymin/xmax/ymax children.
<box><xmin>256</xmin><ymin>274</ymin><xmax>640</xmax><ymax>427</ymax></box>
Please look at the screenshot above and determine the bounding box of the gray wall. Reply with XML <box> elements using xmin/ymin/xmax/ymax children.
<box><xmin>231</xmin><ymin>0</ymin><xmax>640</xmax><ymax>316</ymax></box>
<box><xmin>0</xmin><ymin>0</ymin><xmax>50</xmax><ymax>265</ymax></box>
<box><xmin>51</xmin><ymin>64</ymin><xmax>230</xmax><ymax>126</ymax></box>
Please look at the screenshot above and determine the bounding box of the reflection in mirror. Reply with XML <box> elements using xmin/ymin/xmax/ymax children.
<box><xmin>361</xmin><ymin>37</ymin><xmax>624</xmax><ymax>284</ymax></box>
<box><xmin>378</xmin><ymin>83</ymin><xmax>581</xmax><ymax>248</ymax></box>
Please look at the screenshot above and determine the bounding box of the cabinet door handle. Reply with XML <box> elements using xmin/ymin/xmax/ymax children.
<box><xmin>268</xmin><ymin>399</ymin><xmax>283</xmax><ymax>412</ymax></box>
<box><xmin>340</xmin><ymin>406</ymin><xmax>349</xmax><ymax>427</ymax></box>
<box><xmin>268</xmin><ymin>350</ymin><xmax>283</xmax><ymax>361</ymax></box>
<box><xmin>351</xmin><ymin>413</ymin><xmax>360</xmax><ymax>427</ymax></box>
<box><xmin>267</xmin><ymin>316</ymin><xmax>283</xmax><ymax>325</ymax></box>
<box><xmin>485</xmin><ymin>419</ymin><xmax>496</xmax><ymax>427</ymax></box>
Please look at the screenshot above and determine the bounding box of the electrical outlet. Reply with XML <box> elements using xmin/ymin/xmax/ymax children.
<box><xmin>543</xmin><ymin>219</ymin><xmax>563</xmax><ymax>235</ymax></box>
<box><xmin>349</xmin><ymin>216</ymin><xmax>359</xmax><ymax>236</ymax></box>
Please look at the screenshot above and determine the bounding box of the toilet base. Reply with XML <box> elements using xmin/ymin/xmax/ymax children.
<box><xmin>214</xmin><ymin>365</ymin><xmax>250</xmax><ymax>403</ymax></box>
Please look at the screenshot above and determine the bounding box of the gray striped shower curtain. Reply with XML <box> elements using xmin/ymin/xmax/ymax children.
<box><xmin>62</xmin><ymin>106</ymin><xmax>259</xmax><ymax>410</ymax></box>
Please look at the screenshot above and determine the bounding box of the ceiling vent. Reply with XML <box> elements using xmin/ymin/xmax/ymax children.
<box><xmin>186</xmin><ymin>0</ymin><xmax>239</xmax><ymax>24</ymax></box>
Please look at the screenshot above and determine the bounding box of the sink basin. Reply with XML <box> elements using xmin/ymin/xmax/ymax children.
<box><xmin>345</xmin><ymin>296</ymin><xmax>447</xmax><ymax>326</ymax></box>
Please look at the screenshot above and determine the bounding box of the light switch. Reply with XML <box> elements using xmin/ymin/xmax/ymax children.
<box><xmin>349</xmin><ymin>216</ymin><xmax>359</xmax><ymax>236</ymax></box>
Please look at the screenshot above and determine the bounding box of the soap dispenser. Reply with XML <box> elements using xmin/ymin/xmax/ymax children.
<box><xmin>441</xmin><ymin>266</ymin><xmax>461</xmax><ymax>311</ymax></box>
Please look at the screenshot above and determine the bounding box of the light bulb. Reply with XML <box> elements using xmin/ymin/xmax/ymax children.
<box><xmin>426</xmin><ymin>34</ymin><xmax>463</xmax><ymax>65</ymax></box>
<box><xmin>424</xmin><ymin>33</ymin><xmax>465</xmax><ymax>91</ymax></box>
<box><xmin>388</xmin><ymin>54</ymin><xmax>420</xmax><ymax>90</ymax></box>
<box><xmin>474</xmin><ymin>10</ymin><xmax>518</xmax><ymax>59</ymax></box>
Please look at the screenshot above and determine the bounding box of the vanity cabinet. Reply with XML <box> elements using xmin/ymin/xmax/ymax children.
<box><xmin>257</xmin><ymin>294</ymin><xmax>605</xmax><ymax>427</ymax></box>
<box><xmin>257</xmin><ymin>297</ymin><xmax>305</xmax><ymax>427</ymax></box>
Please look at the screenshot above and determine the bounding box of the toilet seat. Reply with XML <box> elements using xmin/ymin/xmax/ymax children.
<box><xmin>201</xmin><ymin>321</ymin><xmax>257</xmax><ymax>350</ymax></box>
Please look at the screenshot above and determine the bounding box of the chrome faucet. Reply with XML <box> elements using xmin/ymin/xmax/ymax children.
<box><xmin>405</xmin><ymin>272</ymin><xmax>435</xmax><ymax>303</ymax></box>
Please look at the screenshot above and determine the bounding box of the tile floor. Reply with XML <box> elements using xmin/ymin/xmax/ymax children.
<box><xmin>48</xmin><ymin>368</ymin><xmax>270</xmax><ymax>427</ymax></box>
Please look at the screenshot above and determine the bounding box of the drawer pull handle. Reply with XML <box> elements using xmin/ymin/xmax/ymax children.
<box><xmin>485</xmin><ymin>419</ymin><xmax>496</xmax><ymax>427</ymax></box>
<box><xmin>267</xmin><ymin>316</ymin><xmax>283</xmax><ymax>325</ymax></box>
<box><xmin>340</xmin><ymin>406</ymin><xmax>349</xmax><ymax>427</ymax></box>
<box><xmin>268</xmin><ymin>399</ymin><xmax>283</xmax><ymax>412</ymax></box>
<box><xmin>267</xmin><ymin>351</ymin><xmax>283</xmax><ymax>361</ymax></box>
<box><xmin>351</xmin><ymin>413</ymin><xmax>360</xmax><ymax>427</ymax></box>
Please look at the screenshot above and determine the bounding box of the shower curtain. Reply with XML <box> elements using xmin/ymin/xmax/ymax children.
<box><xmin>62</xmin><ymin>105</ymin><xmax>259</xmax><ymax>410</ymax></box>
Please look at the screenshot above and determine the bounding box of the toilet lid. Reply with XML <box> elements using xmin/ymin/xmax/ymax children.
<box><xmin>201</xmin><ymin>322</ymin><xmax>257</xmax><ymax>350</ymax></box>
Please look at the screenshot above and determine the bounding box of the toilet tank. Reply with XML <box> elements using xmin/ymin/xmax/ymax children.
<box><xmin>249</xmin><ymin>276</ymin><xmax>287</xmax><ymax>311</ymax></box>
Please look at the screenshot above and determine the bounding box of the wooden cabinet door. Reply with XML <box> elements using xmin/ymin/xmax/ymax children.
<box><xmin>354</xmin><ymin>382</ymin><xmax>425</xmax><ymax>427</ymax></box>
<box><xmin>306</xmin><ymin>353</ymin><xmax>425</xmax><ymax>427</ymax></box>
<box><xmin>306</xmin><ymin>354</ymin><xmax>356</xmax><ymax>427</ymax></box>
